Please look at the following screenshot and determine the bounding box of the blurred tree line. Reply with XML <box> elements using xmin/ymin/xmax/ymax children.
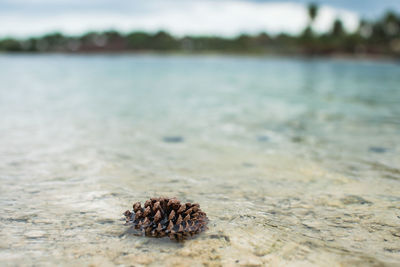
<box><xmin>1</xmin><ymin>5</ymin><xmax>400</xmax><ymax>58</ymax></box>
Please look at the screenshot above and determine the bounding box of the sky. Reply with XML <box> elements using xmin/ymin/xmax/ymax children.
<box><xmin>0</xmin><ymin>0</ymin><xmax>399</xmax><ymax>38</ymax></box>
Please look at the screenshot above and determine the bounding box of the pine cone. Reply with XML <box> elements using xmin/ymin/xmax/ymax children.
<box><xmin>123</xmin><ymin>197</ymin><xmax>208</xmax><ymax>241</ymax></box>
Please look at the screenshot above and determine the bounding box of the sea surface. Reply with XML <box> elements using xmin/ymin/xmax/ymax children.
<box><xmin>0</xmin><ymin>54</ymin><xmax>399</xmax><ymax>266</ymax></box>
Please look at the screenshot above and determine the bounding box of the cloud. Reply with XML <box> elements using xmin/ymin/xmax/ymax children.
<box><xmin>0</xmin><ymin>0</ymin><xmax>359</xmax><ymax>38</ymax></box>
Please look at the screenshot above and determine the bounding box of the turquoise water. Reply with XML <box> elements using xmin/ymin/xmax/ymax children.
<box><xmin>0</xmin><ymin>55</ymin><xmax>399</xmax><ymax>266</ymax></box>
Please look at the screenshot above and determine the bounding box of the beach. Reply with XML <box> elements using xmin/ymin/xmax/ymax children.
<box><xmin>0</xmin><ymin>54</ymin><xmax>399</xmax><ymax>266</ymax></box>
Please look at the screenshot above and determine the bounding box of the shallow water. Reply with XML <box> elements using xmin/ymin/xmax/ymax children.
<box><xmin>0</xmin><ymin>54</ymin><xmax>399</xmax><ymax>266</ymax></box>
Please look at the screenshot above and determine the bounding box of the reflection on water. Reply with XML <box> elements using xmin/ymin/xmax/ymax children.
<box><xmin>0</xmin><ymin>55</ymin><xmax>399</xmax><ymax>266</ymax></box>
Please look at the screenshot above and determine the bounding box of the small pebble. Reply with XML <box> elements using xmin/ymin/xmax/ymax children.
<box><xmin>163</xmin><ymin>136</ymin><xmax>184</xmax><ymax>143</ymax></box>
<box><xmin>368</xmin><ymin>147</ymin><xmax>387</xmax><ymax>153</ymax></box>
<box><xmin>257</xmin><ymin>135</ymin><xmax>269</xmax><ymax>142</ymax></box>
<box><xmin>340</xmin><ymin>195</ymin><xmax>372</xmax><ymax>205</ymax></box>
<box><xmin>24</xmin><ymin>230</ymin><xmax>46</xmax><ymax>238</ymax></box>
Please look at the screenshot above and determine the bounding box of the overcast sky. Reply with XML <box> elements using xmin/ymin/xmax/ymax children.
<box><xmin>0</xmin><ymin>0</ymin><xmax>399</xmax><ymax>38</ymax></box>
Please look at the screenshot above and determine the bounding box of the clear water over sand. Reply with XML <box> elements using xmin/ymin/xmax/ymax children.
<box><xmin>0</xmin><ymin>55</ymin><xmax>399</xmax><ymax>266</ymax></box>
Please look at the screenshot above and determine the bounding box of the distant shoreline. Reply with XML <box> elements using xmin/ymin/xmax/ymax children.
<box><xmin>1</xmin><ymin>50</ymin><xmax>398</xmax><ymax>63</ymax></box>
<box><xmin>2</xmin><ymin>9</ymin><xmax>400</xmax><ymax>60</ymax></box>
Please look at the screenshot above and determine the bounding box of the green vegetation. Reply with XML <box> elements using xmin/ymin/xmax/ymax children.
<box><xmin>1</xmin><ymin>8</ymin><xmax>400</xmax><ymax>58</ymax></box>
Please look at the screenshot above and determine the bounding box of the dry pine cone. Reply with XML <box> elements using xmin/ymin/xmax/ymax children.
<box><xmin>123</xmin><ymin>197</ymin><xmax>208</xmax><ymax>241</ymax></box>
